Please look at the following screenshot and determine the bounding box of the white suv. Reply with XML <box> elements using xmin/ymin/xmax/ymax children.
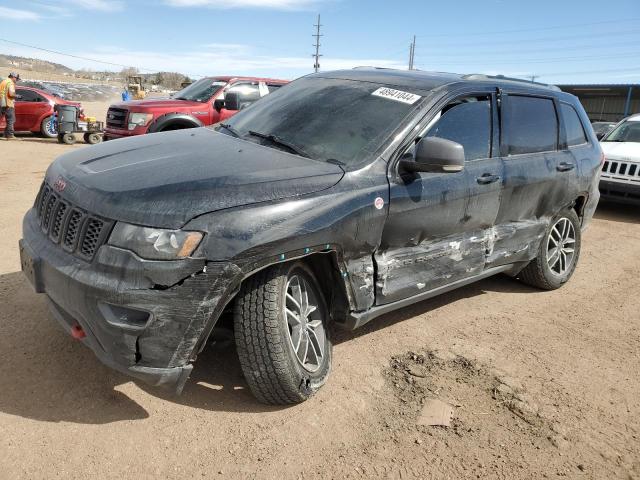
<box><xmin>600</xmin><ymin>114</ymin><xmax>640</xmax><ymax>204</ymax></box>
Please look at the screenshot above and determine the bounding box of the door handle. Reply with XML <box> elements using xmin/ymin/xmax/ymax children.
<box><xmin>557</xmin><ymin>162</ymin><xmax>575</xmax><ymax>172</ymax></box>
<box><xmin>476</xmin><ymin>174</ymin><xmax>501</xmax><ymax>185</ymax></box>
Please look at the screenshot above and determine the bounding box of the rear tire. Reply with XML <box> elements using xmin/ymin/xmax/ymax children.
<box><xmin>40</xmin><ymin>115</ymin><xmax>57</xmax><ymax>138</ymax></box>
<box><xmin>518</xmin><ymin>208</ymin><xmax>581</xmax><ymax>290</ymax></box>
<box><xmin>234</xmin><ymin>261</ymin><xmax>332</xmax><ymax>405</ymax></box>
<box><xmin>59</xmin><ymin>133</ymin><xmax>76</xmax><ymax>145</ymax></box>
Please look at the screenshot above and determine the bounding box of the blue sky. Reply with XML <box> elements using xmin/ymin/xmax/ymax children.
<box><xmin>1</xmin><ymin>0</ymin><xmax>639</xmax><ymax>83</ymax></box>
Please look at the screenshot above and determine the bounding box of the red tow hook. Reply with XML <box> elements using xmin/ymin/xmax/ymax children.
<box><xmin>71</xmin><ymin>324</ymin><xmax>86</xmax><ymax>340</ymax></box>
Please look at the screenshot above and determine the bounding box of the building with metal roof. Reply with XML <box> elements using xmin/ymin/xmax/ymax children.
<box><xmin>558</xmin><ymin>84</ymin><xmax>639</xmax><ymax>123</ymax></box>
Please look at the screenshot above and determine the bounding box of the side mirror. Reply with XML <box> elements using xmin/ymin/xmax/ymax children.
<box><xmin>224</xmin><ymin>91</ymin><xmax>241</xmax><ymax>111</ymax></box>
<box><xmin>400</xmin><ymin>137</ymin><xmax>465</xmax><ymax>173</ymax></box>
<box><xmin>596</xmin><ymin>132</ymin><xmax>605</xmax><ymax>141</ymax></box>
<box><xmin>213</xmin><ymin>98</ymin><xmax>224</xmax><ymax>112</ymax></box>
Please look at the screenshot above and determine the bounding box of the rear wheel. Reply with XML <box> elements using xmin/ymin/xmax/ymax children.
<box><xmin>40</xmin><ymin>115</ymin><xmax>57</xmax><ymax>138</ymax></box>
<box><xmin>518</xmin><ymin>209</ymin><xmax>581</xmax><ymax>290</ymax></box>
<box><xmin>84</xmin><ymin>132</ymin><xmax>102</xmax><ymax>145</ymax></box>
<box><xmin>234</xmin><ymin>261</ymin><xmax>332</xmax><ymax>404</ymax></box>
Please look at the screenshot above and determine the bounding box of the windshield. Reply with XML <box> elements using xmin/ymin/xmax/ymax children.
<box><xmin>174</xmin><ymin>78</ymin><xmax>227</xmax><ymax>102</ymax></box>
<box><xmin>218</xmin><ymin>77</ymin><xmax>425</xmax><ymax>165</ymax></box>
<box><xmin>603</xmin><ymin>120</ymin><xmax>640</xmax><ymax>143</ymax></box>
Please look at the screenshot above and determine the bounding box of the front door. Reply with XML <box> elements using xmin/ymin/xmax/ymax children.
<box><xmin>376</xmin><ymin>93</ymin><xmax>503</xmax><ymax>305</ymax></box>
<box><xmin>15</xmin><ymin>89</ymin><xmax>50</xmax><ymax>132</ymax></box>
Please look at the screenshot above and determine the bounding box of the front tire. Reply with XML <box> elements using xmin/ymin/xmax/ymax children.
<box><xmin>518</xmin><ymin>209</ymin><xmax>582</xmax><ymax>290</ymax></box>
<box><xmin>234</xmin><ymin>261</ymin><xmax>332</xmax><ymax>404</ymax></box>
<box><xmin>40</xmin><ymin>115</ymin><xmax>57</xmax><ymax>138</ymax></box>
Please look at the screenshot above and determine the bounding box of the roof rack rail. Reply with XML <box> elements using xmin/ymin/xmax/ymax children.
<box><xmin>462</xmin><ymin>74</ymin><xmax>561</xmax><ymax>91</ymax></box>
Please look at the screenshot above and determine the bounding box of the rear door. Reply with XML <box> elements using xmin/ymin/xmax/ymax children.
<box><xmin>376</xmin><ymin>92</ymin><xmax>503</xmax><ymax>305</ymax></box>
<box><xmin>489</xmin><ymin>92</ymin><xmax>570</xmax><ymax>267</ymax></box>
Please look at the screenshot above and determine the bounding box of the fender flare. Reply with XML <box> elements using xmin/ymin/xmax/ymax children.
<box><xmin>147</xmin><ymin>112</ymin><xmax>204</xmax><ymax>133</ymax></box>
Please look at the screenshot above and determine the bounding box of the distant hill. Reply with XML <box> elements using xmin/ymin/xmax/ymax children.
<box><xmin>0</xmin><ymin>53</ymin><xmax>191</xmax><ymax>89</ymax></box>
<box><xmin>0</xmin><ymin>54</ymin><xmax>74</xmax><ymax>74</ymax></box>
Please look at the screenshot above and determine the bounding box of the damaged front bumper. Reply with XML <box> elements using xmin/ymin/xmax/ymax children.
<box><xmin>20</xmin><ymin>208</ymin><xmax>242</xmax><ymax>393</ymax></box>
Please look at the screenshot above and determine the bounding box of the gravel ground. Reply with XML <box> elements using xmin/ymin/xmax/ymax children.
<box><xmin>0</xmin><ymin>118</ymin><xmax>638</xmax><ymax>479</ymax></box>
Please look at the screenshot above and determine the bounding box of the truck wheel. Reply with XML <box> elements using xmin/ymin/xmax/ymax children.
<box><xmin>518</xmin><ymin>208</ymin><xmax>581</xmax><ymax>290</ymax></box>
<box><xmin>40</xmin><ymin>116</ymin><xmax>57</xmax><ymax>138</ymax></box>
<box><xmin>234</xmin><ymin>261</ymin><xmax>332</xmax><ymax>404</ymax></box>
<box><xmin>59</xmin><ymin>133</ymin><xmax>76</xmax><ymax>145</ymax></box>
<box><xmin>84</xmin><ymin>133</ymin><xmax>102</xmax><ymax>145</ymax></box>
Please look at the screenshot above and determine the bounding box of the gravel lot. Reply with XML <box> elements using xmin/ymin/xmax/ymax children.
<box><xmin>1</xmin><ymin>109</ymin><xmax>639</xmax><ymax>479</ymax></box>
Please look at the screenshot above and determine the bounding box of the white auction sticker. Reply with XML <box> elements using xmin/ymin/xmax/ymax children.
<box><xmin>371</xmin><ymin>87</ymin><xmax>421</xmax><ymax>105</ymax></box>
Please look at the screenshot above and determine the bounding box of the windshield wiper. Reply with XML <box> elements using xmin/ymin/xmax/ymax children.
<box><xmin>247</xmin><ymin>130</ymin><xmax>310</xmax><ymax>158</ymax></box>
<box><xmin>218</xmin><ymin>123</ymin><xmax>241</xmax><ymax>138</ymax></box>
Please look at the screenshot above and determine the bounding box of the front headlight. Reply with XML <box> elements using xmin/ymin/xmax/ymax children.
<box><xmin>109</xmin><ymin>222</ymin><xmax>203</xmax><ymax>260</ymax></box>
<box><xmin>128</xmin><ymin>113</ymin><xmax>153</xmax><ymax>130</ymax></box>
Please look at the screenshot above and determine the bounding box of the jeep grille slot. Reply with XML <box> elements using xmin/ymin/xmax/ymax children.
<box><xmin>34</xmin><ymin>182</ymin><xmax>113</xmax><ymax>262</ymax></box>
<box><xmin>79</xmin><ymin>218</ymin><xmax>105</xmax><ymax>259</ymax></box>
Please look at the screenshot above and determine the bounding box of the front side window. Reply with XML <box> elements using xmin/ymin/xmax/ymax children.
<box><xmin>173</xmin><ymin>78</ymin><xmax>227</xmax><ymax>102</ymax></box>
<box><xmin>16</xmin><ymin>89</ymin><xmax>40</xmax><ymax>102</ymax></box>
<box><xmin>219</xmin><ymin>77</ymin><xmax>425</xmax><ymax>166</ymax></box>
<box><xmin>603</xmin><ymin>119</ymin><xmax>640</xmax><ymax>143</ymax></box>
<box><xmin>505</xmin><ymin>95</ymin><xmax>558</xmax><ymax>155</ymax></box>
<box><xmin>560</xmin><ymin>103</ymin><xmax>588</xmax><ymax>147</ymax></box>
<box><xmin>226</xmin><ymin>82</ymin><xmax>261</xmax><ymax>108</ymax></box>
<box><xmin>425</xmin><ymin>95</ymin><xmax>491</xmax><ymax>161</ymax></box>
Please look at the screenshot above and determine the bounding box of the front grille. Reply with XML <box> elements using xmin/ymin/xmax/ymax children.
<box><xmin>34</xmin><ymin>182</ymin><xmax>113</xmax><ymax>261</ymax></box>
<box><xmin>602</xmin><ymin>159</ymin><xmax>640</xmax><ymax>180</ymax></box>
<box><xmin>106</xmin><ymin>107</ymin><xmax>128</xmax><ymax>129</ymax></box>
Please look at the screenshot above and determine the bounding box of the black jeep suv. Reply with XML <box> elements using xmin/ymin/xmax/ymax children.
<box><xmin>20</xmin><ymin>68</ymin><xmax>601</xmax><ymax>404</ymax></box>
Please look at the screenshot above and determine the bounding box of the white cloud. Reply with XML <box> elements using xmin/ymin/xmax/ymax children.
<box><xmin>0</xmin><ymin>6</ymin><xmax>40</xmax><ymax>20</ymax></box>
<box><xmin>165</xmin><ymin>0</ymin><xmax>319</xmax><ymax>10</ymax></box>
<box><xmin>66</xmin><ymin>0</ymin><xmax>124</xmax><ymax>11</ymax></box>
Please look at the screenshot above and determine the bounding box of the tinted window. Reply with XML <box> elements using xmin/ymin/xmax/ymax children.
<box><xmin>173</xmin><ymin>78</ymin><xmax>226</xmax><ymax>102</ymax></box>
<box><xmin>560</xmin><ymin>103</ymin><xmax>587</xmax><ymax>146</ymax></box>
<box><xmin>16</xmin><ymin>89</ymin><xmax>41</xmax><ymax>102</ymax></box>
<box><xmin>505</xmin><ymin>96</ymin><xmax>558</xmax><ymax>155</ymax></box>
<box><xmin>426</xmin><ymin>96</ymin><xmax>491</xmax><ymax>161</ymax></box>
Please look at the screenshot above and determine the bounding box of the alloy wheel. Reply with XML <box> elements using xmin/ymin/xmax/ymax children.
<box><xmin>284</xmin><ymin>273</ymin><xmax>327</xmax><ymax>373</ymax></box>
<box><xmin>546</xmin><ymin>217</ymin><xmax>576</xmax><ymax>276</ymax></box>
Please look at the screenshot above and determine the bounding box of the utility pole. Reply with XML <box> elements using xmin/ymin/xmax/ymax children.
<box><xmin>529</xmin><ymin>74</ymin><xmax>539</xmax><ymax>83</ymax></box>
<box><xmin>312</xmin><ymin>14</ymin><xmax>323</xmax><ymax>73</ymax></box>
<box><xmin>408</xmin><ymin>35</ymin><xmax>416</xmax><ymax>70</ymax></box>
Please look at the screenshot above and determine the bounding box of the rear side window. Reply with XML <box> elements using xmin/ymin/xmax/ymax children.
<box><xmin>505</xmin><ymin>95</ymin><xmax>558</xmax><ymax>155</ymax></box>
<box><xmin>425</xmin><ymin>96</ymin><xmax>491</xmax><ymax>161</ymax></box>
<box><xmin>560</xmin><ymin>103</ymin><xmax>588</xmax><ymax>146</ymax></box>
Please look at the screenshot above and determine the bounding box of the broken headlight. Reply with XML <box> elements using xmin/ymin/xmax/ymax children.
<box><xmin>109</xmin><ymin>222</ymin><xmax>203</xmax><ymax>260</ymax></box>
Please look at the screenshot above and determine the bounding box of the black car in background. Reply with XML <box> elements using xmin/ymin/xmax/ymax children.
<box><xmin>20</xmin><ymin>68</ymin><xmax>601</xmax><ymax>404</ymax></box>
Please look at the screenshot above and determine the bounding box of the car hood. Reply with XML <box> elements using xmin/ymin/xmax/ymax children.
<box><xmin>111</xmin><ymin>99</ymin><xmax>205</xmax><ymax>111</ymax></box>
<box><xmin>600</xmin><ymin>141</ymin><xmax>640</xmax><ymax>162</ymax></box>
<box><xmin>46</xmin><ymin>128</ymin><xmax>344</xmax><ymax>229</ymax></box>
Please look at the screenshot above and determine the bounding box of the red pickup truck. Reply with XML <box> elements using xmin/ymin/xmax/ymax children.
<box><xmin>104</xmin><ymin>76</ymin><xmax>288</xmax><ymax>140</ymax></box>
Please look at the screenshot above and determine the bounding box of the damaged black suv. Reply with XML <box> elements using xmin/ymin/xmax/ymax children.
<box><xmin>20</xmin><ymin>68</ymin><xmax>601</xmax><ymax>404</ymax></box>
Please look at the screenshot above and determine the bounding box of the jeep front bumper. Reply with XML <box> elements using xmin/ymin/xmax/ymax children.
<box><xmin>20</xmin><ymin>208</ymin><xmax>242</xmax><ymax>393</ymax></box>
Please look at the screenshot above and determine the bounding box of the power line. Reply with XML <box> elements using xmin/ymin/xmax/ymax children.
<box><xmin>0</xmin><ymin>37</ymin><xmax>205</xmax><ymax>78</ymax></box>
<box><xmin>312</xmin><ymin>14</ymin><xmax>323</xmax><ymax>73</ymax></box>
<box><xmin>415</xmin><ymin>17</ymin><xmax>640</xmax><ymax>38</ymax></box>
<box><xmin>415</xmin><ymin>28</ymin><xmax>640</xmax><ymax>49</ymax></box>
<box><xmin>412</xmin><ymin>39</ymin><xmax>640</xmax><ymax>59</ymax></box>
<box><xmin>415</xmin><ymin>51</ymin><xmax>640</xmax><ymax>67</ymax></box>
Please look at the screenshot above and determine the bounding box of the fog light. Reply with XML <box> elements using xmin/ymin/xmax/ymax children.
<box><xmin>98</xmin><ymin>303</ymin><xmax>151</xmax><ymax>330</ymax></box>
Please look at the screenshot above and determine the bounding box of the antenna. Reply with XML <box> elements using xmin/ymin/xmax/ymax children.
<box><xmin>312</xmin><ymin>14</ymin><xmax>323</xmax><ymax>73</ymax></box>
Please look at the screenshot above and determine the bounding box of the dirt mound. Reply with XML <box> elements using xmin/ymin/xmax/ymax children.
<box><xmin>380</xmin><ymin>350</ymin><xmax>589</xmax><ymax>478</ymax></box>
